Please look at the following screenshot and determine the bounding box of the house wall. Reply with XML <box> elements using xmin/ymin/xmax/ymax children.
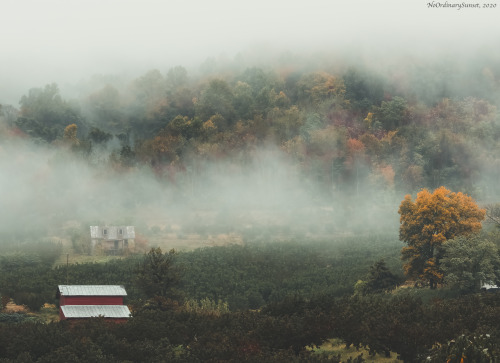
<box><xmin>90</xmin><ymin>226</ymin><xmax>135</xmax><ymax>240</ymax></box>
<box><xmin>90</xmin><ymin>238</ymin><xmax>134</xmax><ymax>256</ymax></box>
<box><xmin>60</xmin><ymin>296</ymin><xmax>124</xmax><ymax>306</ymax></box>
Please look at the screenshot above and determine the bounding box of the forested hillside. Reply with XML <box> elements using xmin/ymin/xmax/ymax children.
<box><xmin>1</xmin><ymin>53</ymin><xmax>499</xmax><ymax>244</ymax></box>
<box><xmin>2</xmin><ymin>53</ymin><xmax>500</xmax><ymax>200</ymax></box>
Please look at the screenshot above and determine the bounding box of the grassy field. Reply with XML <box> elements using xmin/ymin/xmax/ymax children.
<box><xmin>311</xmin><ymin>339</ymin><xmax>402</xmax><ymax>362</ymax></box>
<box><xmin>2</xmin><ymin>301</ymin><xmax>59</xmax><ymax>324</ymax></box>
<box><xmin>53</xmin><ymin>226</ymin><xmax>244</xmax><ymax>266</ymax></box>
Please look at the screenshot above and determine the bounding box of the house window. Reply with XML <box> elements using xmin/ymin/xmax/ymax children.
<box><xmin>119</xmin><ymin>229</ymin><xmax>123</xmax><ymax>235</ymax></box>
<box><xmin>103</xmin><ymin>229</ymin><xmax>108</xmax><ymax>236</ymax></box>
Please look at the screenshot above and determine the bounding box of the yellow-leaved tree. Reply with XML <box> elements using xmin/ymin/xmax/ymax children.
<box><xmin>63</xmin><ymin>123</ymin><xmax>79</xmax><ymax>145</ymax></box>
<box><xmin>398</xmin><ymin>186</ymin><xmax>485</xmax><ymax>289</ymax></box>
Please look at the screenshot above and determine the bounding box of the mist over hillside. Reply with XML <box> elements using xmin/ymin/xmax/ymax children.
<box><xmin>1</xmin><ymin>0</ymin><xmax>498</xmax><ymax>104</ymax></box>
<box><xmin>2</xmin><ymin>46</ymin><xmax>500</xmax><ymax>242</ymax></box>
<box><xmin>1</xmin><ymin>1</ymin><xmax>499</xmax><ymax>244</ymax></box>
<box><xmin>0</xmin><ymin>134</ymin><xmax>403</xmax><ymax>243</ymax></box>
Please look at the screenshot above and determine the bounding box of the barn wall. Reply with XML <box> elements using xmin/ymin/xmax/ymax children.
<box><xmin>65</xmin><ymin>318</ymin><xmax>128</xmax><ymax>326</ymax></box>
<box><xmin>61</xmin><ymin>296</ymin><xmax>124</xmax><ymax>306</ymax></box>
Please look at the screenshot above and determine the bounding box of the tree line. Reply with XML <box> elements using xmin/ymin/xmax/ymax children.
<box><xmin>1</xmin><ymin>58</ymin><xmax>499</xmax><ymax>199</ymax></box>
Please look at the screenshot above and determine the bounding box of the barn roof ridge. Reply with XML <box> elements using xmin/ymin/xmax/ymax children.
<box><xmin>58</xmin><ymin>285</ymin><xmax>128</xmax><ymax>297</ymax></box>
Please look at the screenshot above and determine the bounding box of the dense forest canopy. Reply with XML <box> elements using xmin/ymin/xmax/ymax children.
<box><xmin>1</xmin><ymin>51</ymin><xmax>499</xmax><ymax>241</ymax></box>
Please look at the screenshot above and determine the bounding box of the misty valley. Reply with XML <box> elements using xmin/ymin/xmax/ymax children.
<box><xmin>1</xmin><ymin>51</ymin><xmax>500</xmax><ymax>362</ymax></box>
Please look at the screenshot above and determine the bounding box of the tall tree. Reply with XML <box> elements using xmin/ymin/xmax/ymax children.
<box><xmin>166</xmin><ymin>65</ymin><xmax>188</xmax><ymax>92</ymax></box>
<box><xmin>398</xmin><ymin>186</ymin><xmax>485</xmax><ymax>288</ymax></box>
<box><xmin>0</xmin><ymin>104</ymin><xmax>19</xmax><ymax>127</ymax></box>
<box><xmin>135</xmin><ymin>247</ymin><xmax>181</xmax><ymax>299</ymax></box>
<box><xmin>345</xmin><ymin>138</ymin><xmax>366</xmax><ymax>197</ymax></box>
<box><xmin>63</xmin><ymin>124</ymin><xmax>79</xmax><ymax>145</ymax></box>
<box><xmin>343</xmin><ymin>67</ymin><xmax>385</xmax><ymax>113</ymax></box>
<box><xmin>195</xmin><ymin>79</ymin><xmax>235</xmax><ymax>125</ymax></box>
<box><xmin>376</xmin><ymin>96</ymin><xmax>408</xmax><ymax>130</ymax></box>
<box><xmin>364</xmin><ymin>259</ymin><xmax>401</xmax><ymax>293</ymax></box>
<box><xmin>85</xmin><ymin>84</ymin><xmax>122</xmax><ymax>131</ymax></box>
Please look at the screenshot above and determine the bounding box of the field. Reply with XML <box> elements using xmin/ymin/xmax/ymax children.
<box><xmin>312</xmin><ymin>339</ymin><xmax>402</xmax><ymax>362</ymax></box>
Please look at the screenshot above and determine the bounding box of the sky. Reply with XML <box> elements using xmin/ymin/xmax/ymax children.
<box><xmin>1</xmin><ymin>0</ymin><xmax>499</xmax><ymax>105</ymax></box>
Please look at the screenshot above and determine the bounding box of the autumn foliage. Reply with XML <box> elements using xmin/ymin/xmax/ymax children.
<box><xmin>398</xmin><ymin>186</ymin><xmax>485</xmax><ymax>288</ymax></box>
<box><xmin>63</xmin><ymin>123</ymin><xmax>79</xmax><ymax>145</ymax></box>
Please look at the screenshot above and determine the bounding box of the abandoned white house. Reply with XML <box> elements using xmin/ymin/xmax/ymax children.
<box><xmin>89</xmin><ymin>226</ymin><xmax>135</xmax><ymax>255</ymax></box>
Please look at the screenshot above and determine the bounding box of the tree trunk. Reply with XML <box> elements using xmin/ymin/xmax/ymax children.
<box><xmin>429</xmin><ymin>278</ymin><xmax>436</xmax><ymax>289</ymax></box>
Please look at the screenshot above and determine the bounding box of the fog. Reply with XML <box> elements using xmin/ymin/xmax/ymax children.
<box><xmin>0</xmin><ymin>136</ymin><xmax>402</xmax><ymax>244</ymax></box>
<box><xmin>1</xmin><ymin>1</ymin><xmax>499</xmax><ymax>244</ymax></box>
<box><xmin>2</xmin><ymin>0</ymin><xmax>498</xmax><ymax>104</ymax></box>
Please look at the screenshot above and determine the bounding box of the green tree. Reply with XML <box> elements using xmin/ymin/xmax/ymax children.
<box><xmin>441</xmin><ymin>234</ymin><xmax>500</xmax><ymax>292</ymax></box>
<box><xmin>364</xmin><ymin>259</ymin><xmax>401</xmax><ymax>293</ymax></box>
<box><xmin>376</xmin><ymin>96</ymin><xmax>408</xmax><ymax>130</ymax></box>
<box><xmin>119</xmin><ymin>145</ymin><xmax>136</xmax><ymax>167</ymax></box>
<box><xmin>88</xmin><ymin>127</ymin><xmax>113</xmax><ymax>145</ymax></box>
<box><xmin>16</xmin><ymin>83</ymin><xmax>84</xmax><ymax>142</ymax></box>
<box><xmin>426</xmin><ymin>333</ymin><xmax>500</xmax><ymax>362</ymax></box>
<box><xmin>135</xmin><ymin>247</ymin><xmax>181</xmax><ymax>299</ymax></box>
<box><xmin>232</xmin><ymin>81</ymin><xmax>255</xmax><ymax>120</ymax></box>
<box><xmin>398</xmin><ymin>186</ymin><xmax>486</xmax><ymax>288</ymax></box>
<box><xmin>166</xmin><ymin>65</ymin><xmax>188</xmax><ymax>92</ymax></box>
<box><xmin>343</xmin><ymin>67</ymin><xmax>385</xmax><ymax>113</ymax></box>
<box><xmin>195</xmin><ymin>79</ymin><xmax>235</xmax><ymax>125</ymax></box>
<box><xmin>0</xmin><ymin>104</ymin><xmax>19</xmax><ymax>127</ymax></box>
<box><xmin>85</xmin><ymin>84</ymin><xmax>122</xmax><ymax>131</ymax></box>
<box><xmin>127</xmin><ymin>69</ymin><xmax>168</xmax><ymax>138</ymax></box>
<box><xmin>485</xmin><ymin>203</ymin><xmax>500</xmax><ymax>230</ymax></box>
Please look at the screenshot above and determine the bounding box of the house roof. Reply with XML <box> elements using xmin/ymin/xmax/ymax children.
<box><xmin>58</xmin><ymin>285</ymin><xmax>127</xmax><ymax>297</ymax></box>
<box><xmin>61</xmin><ymin>305</ymin><xmax>131</xmax><ymax>319</ymax></box>
<box><xmin>482</xmin><ymin>283</ymin><xmax>499</xmax><ymax>290</ymax></box>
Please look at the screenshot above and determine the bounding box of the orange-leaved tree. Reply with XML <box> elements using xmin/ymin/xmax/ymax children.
<box><xmin>398</xmin><ymin>186</ymin><xmax>485</xmax><ymax>289</ymax></box>
<box><xmin>63</xmin><ymin>123</ymin><xmax>79</xmax><ymax>145</ymax></box>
